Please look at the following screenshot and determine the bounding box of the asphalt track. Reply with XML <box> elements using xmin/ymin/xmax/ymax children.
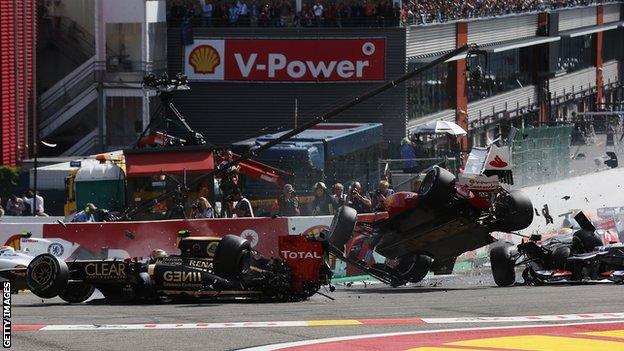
<box><xmin>8</xmin><ymin>272</ymin><xmax>624</xmax><ymax>351</ymax></box>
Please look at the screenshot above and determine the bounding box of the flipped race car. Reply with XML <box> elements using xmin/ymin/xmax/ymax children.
<box><xmin>490</xmin><ymin>212</ymin><xmax>624</xmax><ymax>286</ymax></box>
<box><xmin>327</xmin><ymin>140</ymin><xmax>534</xmax><ymax>286</ymax></box>
<box><xmin>13</xmin><ymin>232</ymin><xmax>329</xmax><ymax>303</ymax></box>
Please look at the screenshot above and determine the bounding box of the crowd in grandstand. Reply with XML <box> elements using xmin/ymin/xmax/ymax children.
<box><xmin>168</xmin><ymin>0</ymin><xmax>617</xmax><ymax>27</ymax></box>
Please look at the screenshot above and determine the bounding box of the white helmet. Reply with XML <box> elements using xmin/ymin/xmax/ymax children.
<box><xmin>151</xmin><ymin>249</ymin><xmax>168</xmax><ymax>258</ymax></box>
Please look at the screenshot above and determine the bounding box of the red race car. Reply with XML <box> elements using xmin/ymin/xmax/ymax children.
<box><xmin>327</xmin><ymin>141</ymin><xmax>534</xmax><ymax>286</ymax></box>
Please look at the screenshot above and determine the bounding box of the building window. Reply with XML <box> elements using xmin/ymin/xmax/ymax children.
<box><xmin>558</xmin><ymin>34</ymin><xmax>593</xmax><ymax>73</ymax></box>
<box><xmin>604</xmin><ymin>28</ymin><xmax>623</xmax><ymax>62</ymax></box>
<box><xmin>407</xmin><ymin>61</ymin><xmax>450</xmax><ymax>120</ymax></box>
<box><xmin>467</xmin><ymin>48</ymin><xmax>531</xmax><ymax>102</ymax></box>
<box><xmin>147</xmin><ymin>22</ymin><xmax>167</xmax><ymax>72</ymax></box>
<box><xmin>106</xmin><ymin>23</ymin><xmax>143</xmax><ymax>72</ymax></box>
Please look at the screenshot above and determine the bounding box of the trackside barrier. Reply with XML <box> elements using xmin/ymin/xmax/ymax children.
<box><xmin>2</xmin><ymin>212</ymin><xmax>575</xmax><ymax>279</ymax></box>
<box><xmin>0</xmin><ymin>213</ymin><xmax>488</xmax><ymax>279</ymax></box>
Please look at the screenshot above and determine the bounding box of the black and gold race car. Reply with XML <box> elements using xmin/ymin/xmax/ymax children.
<box><xmin>21</xmin><ymin>232</ymin><xmax>329</xmax><ymax>303</ymax></box>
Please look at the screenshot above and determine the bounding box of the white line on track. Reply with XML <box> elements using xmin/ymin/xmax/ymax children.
<box><xmin>13</xmin><ymin>312</ymin><xmax>624</xmax><ymax>332</ymax></box>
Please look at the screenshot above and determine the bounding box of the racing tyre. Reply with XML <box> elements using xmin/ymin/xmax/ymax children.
<box><xmin>572</xmin><ymin>229</ymin><xmax>603</xmax><ymax>253</ymax></box>
<box><xmin>418</xmin><ymin>166</ymin><xmax>456</xmax><ymax>208</ymax></box>
<box><xmin>493</xmin><ymin>190</ymin><xmax>534</xmax><ymax>231</ymax></box>
<box><xmin>490</xmin><ymin>242</ymin><xmax>517</xmax><ymax>287</ymax></box>
<box><xmin>26</xmin><ymin>254</ymin><xmax>69</xmax><ymax>299</ymax></box>
<box><xmin>327</xmin><ymin>206</ymin><xmax>358</xmax><ymax>252</ymax></box>
<box><xmin>58</xmin><ymin>283</ymin><xmax>95</xmax><ymax>303</ymax></box>
<box><xmin>396</xmin><ymin>255</ymin><xmax>433</xmax><ymax>283</ymax></box>
<box><xmin>213</xmin><ymin>234</ymin><xmax>252</xmax><ymax>280</ymax></box>
<box><xmin>552</xmin><ymin>246</ymin><xmax>571</xmax><ymax>270</ymax></box>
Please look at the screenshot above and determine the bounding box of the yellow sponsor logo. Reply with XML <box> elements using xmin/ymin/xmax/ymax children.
<box><xmin>189</xmin><ymin>45</ymin><xmax>221</xmax><ymax>74</ymax></box>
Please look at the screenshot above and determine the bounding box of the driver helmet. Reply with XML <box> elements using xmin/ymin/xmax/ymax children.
<box><xmin>85</xmin><ymin>203</ymin><xmax>97</xmax><ymax>214</ymax></box>
<box><xmin>151</xmin><ymin>249</ymin><xmax>168</xmax><ymax>258</ymax></box>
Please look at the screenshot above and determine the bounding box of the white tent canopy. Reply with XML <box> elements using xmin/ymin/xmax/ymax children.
<box><xmin>412</xmin><ymin>120</ymin><xmax>467</xmax><ymax>136</ymax></box>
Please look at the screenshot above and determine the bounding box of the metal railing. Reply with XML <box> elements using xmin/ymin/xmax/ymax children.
<box><xmin>38</xmin><ymin>58</ymin><xmax>99</xmax><ymax>127</ymax></box>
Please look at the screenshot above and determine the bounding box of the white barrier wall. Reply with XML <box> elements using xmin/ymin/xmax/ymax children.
<box><xmin>519</xmin><ymin>167</ymin><xmax>624</xmax><ymax>234</ymax></box>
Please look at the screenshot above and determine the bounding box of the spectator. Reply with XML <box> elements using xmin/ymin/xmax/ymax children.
<box><xmin>5</xmin><ymin>195</ymin><xmax>24</xmax><ymax>216</ymax></box>
<box><xmin>201</xmin><ymin>0</ymin><xmax>213</xmax><ymax>26</ymax></box>
<box><xmin>332</xmin><ymin>183</ymin><xmax>347</xmax><ymax>207</ymax></box>
<box><xmin>371</xmin><ymin>180</ymin><xmax>394</xmax><ymax>211</ymax></box>
<box><xmin>310</xmin><ymin>182</ymin><xmax>338</xmax><ymax>215</ymax></box>
<box><xmin>231</xmin><ymin>190</ymin><xmax>254</xmax><ymax>217</ymax></box>
<box><xmin>363</xmin><ymin>0</ymin><xmax>376</xmax><ymax>25</ymax></box>
<box><xmin>217</xmin><ymin>149</ymin><xmax>241</xmax><ymax>200</ymax></box>
<box><xmin>313</xmin><ymin>0</ymin><xmax>324</xmax><ymax>26</ymax></box>
<box><xmin>191</xmin><ymin>197</ymin><xmax>215</xmax><ymax>218</ymax></box>
<box><xmin>346</xmin><ymin>181</ymin><xmax>372</xmax><ymax>213</ymax></box>
<box><xmin>250</xmin><ymin>0</ymin><xmax>260</xmax><ymax>26</ymax></box>
<box><xmin>400</xmin><ymin>137</ymin><xmax>418</xmax><ymax>173</ymax></box>
<box><xmin>228</xmin><ymin>2</ymin><xmax>240</xmax><ymax>26</ymax></box>
<box><xmin>279</xmin><ymin>0</ymin><xmax>293</xmax><ymax>27</ymax></box>
<box><xmin>214</xmin><ymin>1</ymin><xmax>227</xmax><ymax>26</ymax></box>
<box><xmin>273</xmin><ymin>184</ymin><xmax>300</xmax><ymax>216</ymax></box>
<box><xmin>73</xmin><ymin>203</ymin><xmax>97</xmax><ymax>222</ymax></box>
<box><xmin>238</xmin><ymin>0</ymin><xmax>250</xmax><ymax>26</ymax></box>
<box><xmin>180</xmin><ymin>16</ymin><xmax>194</xmax><ymax>45</ymax></box>
<box><xmin>23</xmin><ymin>190</ymin><xmax>47</xmax><ymax>217</ymax></box>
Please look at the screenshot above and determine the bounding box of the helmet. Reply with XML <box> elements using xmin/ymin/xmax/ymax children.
<box><xmin>85</xmin><ymin>203</ymin><xmax>97</xmax><ymax>213</ymax></box>
<box><xmin>151</xmin><ymin>249</ymin><xmax>168</xmax><ymax>258</ymax></box>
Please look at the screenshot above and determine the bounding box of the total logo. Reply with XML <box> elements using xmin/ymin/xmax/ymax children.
<box><xmin>280</xmin><ymin>250</ymin><xmax>323</xmax><ymax>259</ymax></box>
<box><xmin>185</xmin><ymin>38</ymin><xmax>385</xmax><ymax>82</ymax></box>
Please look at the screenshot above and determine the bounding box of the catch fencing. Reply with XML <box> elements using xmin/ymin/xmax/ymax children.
<box><xmin>511</xmin><ymin>125</ymin><xmax>574</xmax><ymax>188</ymax></box>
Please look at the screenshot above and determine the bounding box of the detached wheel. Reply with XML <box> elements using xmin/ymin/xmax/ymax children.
<box><xmin>493</xmin><ymin>190</ymin><xmax>534</xmax><ymax>231</ymax></box>
<box><xmin>213</xmin><ymin>235</ymin><xmax>252</xmax><ymax>280</ymax></box>
<box><xmin>26</xmin><ymin>254</ymin><xmax>69</xmax><ymax>299</ymax></box>
<box><xmin>396</xmin><ymin>255</ymin><xmax>433</xmax><ymax>283</ymax></box>
<box><xmin>490</xmin><ymin>242</ymin><xmax>517</xmax><ymax>287</ymax></box>
<box><xmin>58</xmin><ymin>283</ymin><xmax>95</xmax><ymax>303</ymax></box>
<box><xmin>418</xmin><ymin>166</ymin><xmax>456</xmax><ymax>208</ymax></box>
<box><xmin>327</xmin><ymin>206</ymin><xmax>357</xmax><ymax>252</ymax></box>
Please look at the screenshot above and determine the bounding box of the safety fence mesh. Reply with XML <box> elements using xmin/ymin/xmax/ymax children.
<box><xmin>511</xmin><ymin>125</ymin><xmax>574</xmax><ymax>188</ymax></box>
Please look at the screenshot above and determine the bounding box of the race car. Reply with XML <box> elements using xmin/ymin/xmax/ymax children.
<box><xmin>327</xmin><ymin>139</ymin><xmax>534</xmax><ymax>286</ymax></box>
<box><xmin>0</xmin><ymin>232</ymin><xmax>130</xmax><ymax>293</ymax></box>
<box><xmin>17</xmin><ymin>232</ymin><xmax>329</xmax><ymax>303</ymax></box>
<box><xmin>490</xmin><ymin>212</ymin><xmax>624</xmax><ymax>286</ymax></box>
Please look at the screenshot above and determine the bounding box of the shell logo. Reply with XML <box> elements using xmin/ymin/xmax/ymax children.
<box><xmin>189</xmin><ymin>45</ymin><xmax>221</xmax><ymax>74</ymax></box>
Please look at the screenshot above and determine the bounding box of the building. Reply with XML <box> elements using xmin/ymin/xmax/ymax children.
<box><xmin>35</xmin><ymin>0</ymin><xmax>166</xmax><ymax>157</ymax></box>
<box><xmin>0</xmin><ymin>0</ymin><xmax>36</xmax><ymax>166</ymax></box>
<box><xmin>35</xmin><ymin>1</ymin><xmax>624</xmax><ymax>157</ymax></box>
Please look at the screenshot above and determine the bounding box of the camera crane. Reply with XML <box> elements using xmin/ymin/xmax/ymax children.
<box><xmin>137</xmin><ymin>72</ymin><xmax>207</xmax><ymax>148</ymax></box>
<box><xmin>121</xmin><ymin>43</ymin><xmax>484</xmax><ymax>220</ymax></box>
